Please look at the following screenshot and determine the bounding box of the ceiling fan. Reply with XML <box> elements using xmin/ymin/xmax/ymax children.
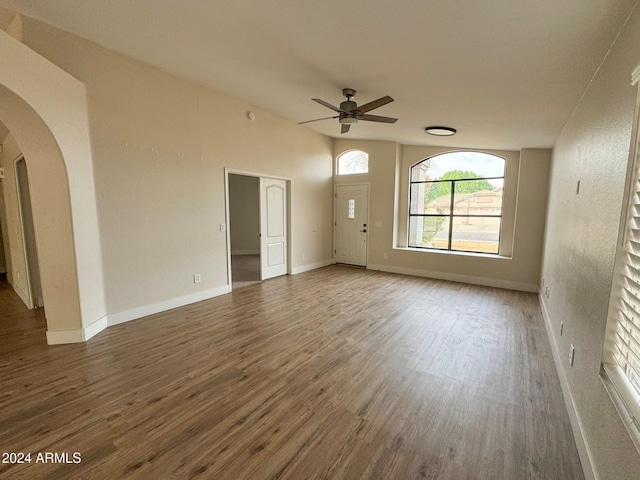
<box><xmin>299</xmin><ymin>88</ymin><xmax>398</xmax><ymax>134</ymax></box>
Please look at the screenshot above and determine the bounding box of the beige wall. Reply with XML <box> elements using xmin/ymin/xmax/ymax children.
<box><xmin>0</xmin><ymin>24</ymin><xmax>106</xmax><ymax>341</ymax></box>
<box><xmin>229</xmin><ymin>174</ymin><xmax>260</xmax><ymax>255</ymax></box>
<box><xmin>13</xmin><ymin>14</ymin><xmax>333</xmax><ymax>319</ymax></box>
<box><xmin>540</xmin><ymin>5</ymin><xmax>640</xmax><ymax>479</ymax></box>
<box><xmin>334</xmin><ymin>140</ymin><xmax>550</xmax><ymax>291</ymax></box>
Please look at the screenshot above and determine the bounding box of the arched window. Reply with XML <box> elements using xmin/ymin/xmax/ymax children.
<box><xmin>337</xmin><ymin>150</ymin><xmax>369</xmax><ymax>175</ymax></box>
<box><xmin>409</xmin><ymin>151</ymin><xmax>505</xmax><ymax>254</ymax></box>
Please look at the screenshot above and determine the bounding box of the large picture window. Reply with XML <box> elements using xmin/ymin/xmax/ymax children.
<box><xmin>409</xmin><ymin>152</ymin><xmax>505</xmax><ymax>254</ymax></box>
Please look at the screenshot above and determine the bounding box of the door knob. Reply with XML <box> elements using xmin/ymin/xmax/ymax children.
<box><xmin>360</xmin><ymin>229</ymin><xmax>367</xmax><ymax>233</ymax></box>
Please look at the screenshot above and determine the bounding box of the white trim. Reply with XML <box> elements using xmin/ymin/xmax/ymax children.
<box><xmin>14</xmin><ymin>155</ymin><xmax>34</xmax><ymax>309</ymax></box>
<box><xmin>13</xmin><ymin>282</ymin><xmax>31</xmax><ymax>309</ymax></box>
<box><xmin>367</xmin><ymin>262</ymin><xmax>537</xmax><ymax>292</ymax></box>
<box><xmin>538</xmin><ymin>294</ymin><xmax>598</xmax><ymax>480</ymax></box>
<box><xmin>46</xmin><ymin>287</ymin><xmax>231</xmax><ymax>344</ymax></box>
<box><xmin>225</xmin><ymin>168</ymin><xmax>294</xmax><ymax>286</ymax></box>
<box><xmin>291</xmin><ymin>259</ymin><xmax>334</xmax><ymax>275</ymax></box>
<box><xmin>46</xmin><ymin>316</ymin><xmax>112</xmax><ymax>344</ymax></box>
<box><xmin>225</xmin><ymin>168</ymin><xmax>292</xmax><ymax>182</ymax></box>
<box><xmin>107</xmin><ymin>285</ymin><xmax>231</xmax><ymax>327</ymax></box>
<box><xmin>83</xmin><ymin>316</ymin><xmax>108</xmax><ymax>341</ymax></box>
<box><xmin>46</xmin><ymin>328</ymin><xmax>84</xmax><ymax>344</ymax></box>
<box><xmin>231</xmin><ymin>249</ymin><xmax>259</xmax><ymax>256</ymax></box>
<box><xmin>394</xmin><ymin>246</ymin><xmax>512</xmax><ymax>260</ymax></box>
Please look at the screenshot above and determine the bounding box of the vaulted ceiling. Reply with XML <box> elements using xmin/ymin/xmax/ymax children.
<box><xmin>0</xmin><ymin>0</ymin><xmax>637</xmax><ymax>150</ymax></box>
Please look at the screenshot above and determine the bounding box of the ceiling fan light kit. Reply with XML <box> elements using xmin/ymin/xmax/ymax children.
<box><xmin>300</xmin><ymin>88</ymin><xmax>398</xmax><ymax>134</ymax></box>
<box><xmin>425</xmin><ymin>126</ymin><xmax>457</xmax><ymax>136</ymax></box>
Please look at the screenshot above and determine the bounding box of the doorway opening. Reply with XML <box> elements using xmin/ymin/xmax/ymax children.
<box><xmin>226</xmin><ymin>170</ymin><xmax>291</xmax><ymax>290</ymax></box>
<box><xmin>228</xmin><ymin>174</ymin><xmax>261</xmax><ymax>289</ymax></box>
<box><xmin>15</xmin><ymin>157</ymin><xmax>43</xmax><ymax>308</ymax></box>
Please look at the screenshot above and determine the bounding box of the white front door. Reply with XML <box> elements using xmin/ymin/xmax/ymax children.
<box><xmin>335</xmin><ymin>184</ymin><xmax>368</xmax><ymax>266</ymax></box>
<box><xmin>260</xmin><ymin>177</ymin><xmax>288</xmax><ymax>280</ymax></box>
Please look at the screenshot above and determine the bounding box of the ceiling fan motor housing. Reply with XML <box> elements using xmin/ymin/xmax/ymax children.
<box><xmin>340</xmin><ymin>100</ymin><xmax>357</xmax><ymax>112</ymax></box>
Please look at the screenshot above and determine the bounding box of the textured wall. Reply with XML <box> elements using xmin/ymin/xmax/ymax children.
<box><xmin>540</xmin><ymin>5</ymin><xmax>640</xmax><ymax>479</ymax></box>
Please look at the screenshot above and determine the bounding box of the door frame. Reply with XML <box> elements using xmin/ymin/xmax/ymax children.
<box><xmin>334</xmin><ymin>182</ymin><xmax>370</xmax><ymax>267</ymax></box>
<box><xmin>14</xmin><ymin>155</ymin><xmax>41</xmax><ymax>309</ymax></box>
<box><xmin>224</xmin><ymin>168</ymin><xmax>293</xmax><ymax>290</ymax></box>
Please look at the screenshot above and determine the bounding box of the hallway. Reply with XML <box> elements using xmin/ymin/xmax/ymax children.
<box><xmin>0</xmin><ymin>275</ymin><xmax>46</xmax><ymax>355</ymax></box>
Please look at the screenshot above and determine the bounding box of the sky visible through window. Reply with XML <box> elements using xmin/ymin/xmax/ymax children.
<box><xmin>424</xmin><ymin>152</ymin><xmax>504</xmax><ymax>185</ymax></box>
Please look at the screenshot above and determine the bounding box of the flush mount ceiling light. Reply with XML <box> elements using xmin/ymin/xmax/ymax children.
<box><xmin>425</xmin><ymin>126</ymin><xmax>457</xmax><ymax>136</ymax></box>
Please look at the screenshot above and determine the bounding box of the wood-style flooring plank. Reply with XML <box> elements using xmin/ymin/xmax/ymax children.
<box><xmin>0</xmin><ymin>266</ymin><xmax>584</xmax><ymax>479</ymax></box>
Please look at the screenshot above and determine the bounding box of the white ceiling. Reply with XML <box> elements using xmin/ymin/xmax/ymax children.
<box><xmin>0</xmin><ymin>0</ymin><xmax>638</xmax><ymax>150</ymax></box>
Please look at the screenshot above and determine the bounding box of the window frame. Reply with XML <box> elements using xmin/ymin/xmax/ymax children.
<box><xmin>336</xmin><ymin>150</ymin><xmax>369</xmax><ymax>176</ymax></box>
<box><xmin>408</xmin><ymin>153</ymin><xmax>506</xmax><ymax>255</ymax></box>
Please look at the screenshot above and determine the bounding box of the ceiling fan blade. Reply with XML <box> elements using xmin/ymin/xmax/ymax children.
<box><xmin>312</xmin><ymin>98</ymin><xmax>343</xmax><ymax>113</ymax></box>
<box><xmin>359</xmin><ymin>114</ymin><xmax>398</xmax><ymax>124</ymax></box>
<box><xmin>355</xmin><ymin>95</ymin><xmax>394</xmax><ymax>114</ymax></box>
<box><xmin>298</xmin><ymin>115</ymin><xmax>339</xmax><ymax>125</ymax></box>
<box><xmin>341</xmin><ymin>124</ymin><xmax>351</xmax><ymax>134</ymax></box>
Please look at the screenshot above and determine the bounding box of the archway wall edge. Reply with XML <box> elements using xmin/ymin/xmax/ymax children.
<box><xmin>0</xmin><ymin>29</ymin><xmax>106</xmax><ymax>338</ymax></box>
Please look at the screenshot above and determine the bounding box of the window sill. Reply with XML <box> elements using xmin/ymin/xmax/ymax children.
<box><xmin>600</xmin><ymin>363</ymin><xmax>640</xmax><ymax>455</ymax></box>
<box><xmin>393</xmin><ymin>246</ymin><xmax>512</xmax><ymax>260</ymax></box>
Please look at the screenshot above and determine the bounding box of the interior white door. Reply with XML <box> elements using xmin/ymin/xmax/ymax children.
<box><xmin>260</xmin><ymin>177</ymin><xmax>288</xmax><ymax>280</ymax></box>
<box><xmin>335</xmin><ymin>184</ymin><xmax>368</xmax><ymax>266</ymax></box>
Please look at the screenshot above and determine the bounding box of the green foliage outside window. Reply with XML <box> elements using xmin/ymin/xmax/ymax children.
<box><xmin>426</xmin><ymin>170</ymin><xmax>494</xmax><ymax>204</ymax></box>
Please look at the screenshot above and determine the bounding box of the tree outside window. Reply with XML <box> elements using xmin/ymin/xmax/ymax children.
<box><xmin>337</xmin><ymin>150</ymin><xmax>369</xmax><ymax>175</ymax></box>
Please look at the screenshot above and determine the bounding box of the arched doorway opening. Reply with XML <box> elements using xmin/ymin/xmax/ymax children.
<box><xmin>0</xmin><ymin>27</ymin><xmax>106</xmax><ymax>343</ymax></box>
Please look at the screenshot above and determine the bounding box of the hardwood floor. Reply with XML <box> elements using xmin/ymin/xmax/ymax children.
<box><xmin>0</xmin><ymin>266</ymin><xmax>584</xmax><ymax>479</ymax></box>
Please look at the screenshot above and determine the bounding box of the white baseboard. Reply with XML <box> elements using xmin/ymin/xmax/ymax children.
<box><xmin>46</xmin><ymin>315</ymin><xmax>109</xmax><ymax>344</ymax></box>
<box><xmin>107</xmin><ymin>284</ymin><xmax>231</xmax><ymax>327</ymax></box>
<box><xmin>46</xmin><ymin>286</ymin><xmax>231</xmax><ymax>344</ymax></box>
<box><xmin>46</xmin><ymin>328</ymin><xmax>84</xmax><ymax>344</ymax></box>
<box><xmin>291</xmin><ymin>259</ymin><xmax>334</xmax><ymax>275</ymax></box>
<box><xmin>366</xmin><ymin>263</ymin><xmax>538</xmax><ymax>292</ymax></box>
<box><xmin>231</xmin><ymin>249</ymin><xmax>259</xmax><ymax>256</ymax></box>
<box><xmin>83</xmin><ymin>316</ymin><xmax>108</xmax><ymax>341</ymax></box>
<box><xmin>538</xmin><ymin>294</ymin><xmax>597</xmax><ymax>480</ymax></box>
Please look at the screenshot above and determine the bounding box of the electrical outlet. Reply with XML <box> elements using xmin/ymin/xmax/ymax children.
<box><xmin>194</xmin><ymin>273</ymin><xmax>201</xmax><ymax>284</ymax></box>
<box><xmin>560</xmin><ymin>322</ymin><xmax>564</xmax><ymax>336</ymax></box>
<box><xmin>302</xmin><ymin>253</ymin><xmax>305</xmax><ymax>260</ymax></box>
<box><xmin>220</xmin><ymin>224</ymin><xmax>226</xmax><ymax>232</ymax></box>
<box><xmin>383</xmin><ymin>253</ymin><xmax>388</xmax><ymax>260</ymax></box>
<box><xmin>569</xmin><ymin>344</ymin><xmax>575</xmax><ymax>366</ymax></box>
